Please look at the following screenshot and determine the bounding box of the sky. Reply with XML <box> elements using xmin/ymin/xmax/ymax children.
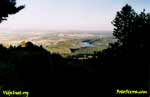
<box><xmin>0</xmin><ymin>0</ymin><xmax>150</xmax><ymax>32</ymax></box>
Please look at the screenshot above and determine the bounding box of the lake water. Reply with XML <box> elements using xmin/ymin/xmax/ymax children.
<box><xmin>81</xmin><ymin>42</ymin><xmax>93</xmax><ymax>47</ymax></box>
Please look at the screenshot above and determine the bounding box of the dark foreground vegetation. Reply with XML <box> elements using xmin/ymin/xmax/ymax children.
<box><xmin>0</xmin><ymin>0</ymin><xmax>149</xmax><ymax>96</ymax></box>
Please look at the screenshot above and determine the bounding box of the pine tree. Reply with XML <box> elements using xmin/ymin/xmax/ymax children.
<box><xmin>111</xmin><ymin>4</ymin><xmax>137</xmax><ymax>46</ymax></box>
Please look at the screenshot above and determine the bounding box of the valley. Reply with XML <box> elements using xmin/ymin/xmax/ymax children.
<box><xmin>0</xmin><ymin>31</ymin><xmax>116</xmax><ymax>56</ymax></box>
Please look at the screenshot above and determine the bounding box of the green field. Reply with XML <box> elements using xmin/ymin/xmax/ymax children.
<box><xmin>44</xmin><ymin>36</ymin><xmax>116</xmax><ymax>57</ymax></box>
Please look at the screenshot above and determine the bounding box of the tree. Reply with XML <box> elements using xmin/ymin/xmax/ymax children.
<box><xmin>111</xmin><ymin>4</ymin><xmax>137</xmax><ymax>46</ymax></box>
<box><xmin>110</xmin><ymin>4</ymin><xmax>149</xmax><ymax>88</ymax></box>
<box><xmin>0</xmin><ymin>0</ymin><xmax>25</xmax><ymax>23</ymax></box>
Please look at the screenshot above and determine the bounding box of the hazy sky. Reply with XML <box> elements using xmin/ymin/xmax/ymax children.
<box><xmin>0</xmin><ymin>0</ymin><xmax>150</xmax><ymax>32</ymax></box>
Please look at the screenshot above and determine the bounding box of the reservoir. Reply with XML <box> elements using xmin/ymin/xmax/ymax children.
<box><xmin>81</xmin><ymin>42</ymin><xmax>93</xmax><ymax>47</ymax></box>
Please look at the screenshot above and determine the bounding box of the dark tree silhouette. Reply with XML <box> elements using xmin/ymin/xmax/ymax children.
<box><xmin>0</xmin><ymin>0</ymin><xmax>25</xmax><ymax>23</ymax></box>
<box><xmin>106</xmin><ymin>4</ymin><xmax>148</xmax><ymax>88</ymax></box>
<box><xmin>87</xmin><ymin>4</ymin><xmax>150</xmax><ymax>90</ymax></box>
<box><xmin>111</xmin><ymin>4</ymin><xmax>138</xmax><ymax>46</ymax></box>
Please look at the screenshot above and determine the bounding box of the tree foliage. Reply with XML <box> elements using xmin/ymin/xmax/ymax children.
<box><xmin>95</xmin><ymin>4</ymin><xmax>150</xmax><ymax>88</ymax></box>
<box><xmin>111</xmin><ymin>4</ymin><xmax>150</xmax><ymax>50</ymax></box>
<box><xmin>0</xmin><ymin>0</ymin><xmax>25</xmax><ymax>23</ymax></box>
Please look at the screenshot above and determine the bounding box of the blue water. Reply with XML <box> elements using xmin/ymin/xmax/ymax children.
<box><xmin>81</xmin><ymin>42</ymin><xmax>93</xmax><ymax>47</ymax></box>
